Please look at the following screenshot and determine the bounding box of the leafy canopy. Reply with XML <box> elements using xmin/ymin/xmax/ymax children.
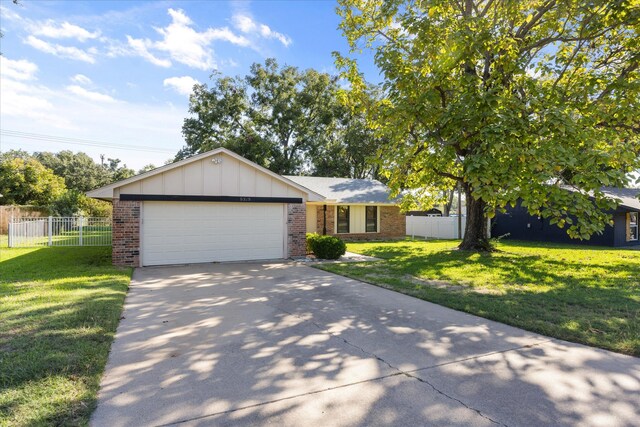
<box><xmin>336</xmin><ymin>0</ymin><xmax>640</xmax><ymax>240</ymax></box>
<box><xmin>0</xmin><ymin>157</ymin><xmax>66</xmax><ymax>205</ymax></box>
<box><xmin>180</xmin><ymin>58</ymin><xmax>384</xmax><ymax>177</ymax></box>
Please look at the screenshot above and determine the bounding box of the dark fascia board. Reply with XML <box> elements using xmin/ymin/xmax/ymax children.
<box><xmin>119</xmin><ymin>194</ymin><xmax>303</xmax><ymax>204</ymax></box>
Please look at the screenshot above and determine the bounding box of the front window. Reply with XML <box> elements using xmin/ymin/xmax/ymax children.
<box><xmin>366</xmin><ymin>206</ymin><xmax>377</xmax><ymax>232</ymax></box>
<box><xmin>629</xmin><ymin>212</ymin><xmax>638</xmax><ymax>241</ymax></box>
<box><xmin>337</xmin><ymin>206</ymin><xmax>350</xmax><ymax>233</ymax></box>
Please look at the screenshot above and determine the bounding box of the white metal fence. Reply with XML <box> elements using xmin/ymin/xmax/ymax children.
<box><xmin>8</xmin><ymin>216</ymin><xmax>112</xmax><ymax>247</ymax></box>
<box><xmin>406</xmin><ymin>215</ymin><xmax>466</xmax><ymax>239</ymax></box>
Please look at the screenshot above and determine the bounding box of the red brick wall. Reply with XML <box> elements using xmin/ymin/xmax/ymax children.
<box><xmin>287</xmin><ymin>203</ymin><xmax>306</xmax><ymax>257</ymax></box>
<box><xmin>314</xmin><ymin>205</ymin><xmax>405</xmax><ymax>240</ymax></box>
<box><xmin>112</xmin><ymin>199</ymin><xmax>141</xmax><ymax>267</ymax></box>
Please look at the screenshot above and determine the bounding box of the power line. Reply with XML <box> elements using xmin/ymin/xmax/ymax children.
<box><xmin>0</xmin><ymin>129</ymin><xmax>178</xmax><ymax>154</ymax></box>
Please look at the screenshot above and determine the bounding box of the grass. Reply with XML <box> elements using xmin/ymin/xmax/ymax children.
<box><xmin>317</xmin><ymin>239</ymin><xmax>640</xmax><ymax>356</ymax></box>
<box><xmin>0</xmin><ymin>246</ymin><xmax>131</xmax><ymax>426</ymax></box>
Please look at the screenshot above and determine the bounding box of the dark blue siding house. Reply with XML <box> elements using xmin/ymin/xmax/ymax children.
<box><xmin>492</xmin><ymin>187</ymin><xmax>640</xmax><ymax>248</ymax></box>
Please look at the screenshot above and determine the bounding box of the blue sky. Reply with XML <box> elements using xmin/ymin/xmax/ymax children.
<box><xmin>0</xmin><ymin>0</ymin><xmax>376</xmax><ymax>170</ymax></box>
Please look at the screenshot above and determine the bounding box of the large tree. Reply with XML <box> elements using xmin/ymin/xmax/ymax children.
<box><xmin>312</xmin><ymin>97</ymin><xmax>386</xmax><ymax>179</ymax></box>
<box><xmin>180</xmin><ymin>59</ymin><xmax>339</xmax><ymax>175</ymax></box>
<box><xmin>336</xmin><ymin>0</ymin><xmax>640</xmax><ymax>250</ymax></box>
<box><xmin>180</xmin><ymin>58</ymin><xmax>384</xmax><ymax>177</ymax></box>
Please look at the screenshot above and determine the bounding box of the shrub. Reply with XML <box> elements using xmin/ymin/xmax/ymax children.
<box><xmin>309</xmin><ymin>235</ymin><xmax>346</xmax><ymax>260</ymax></box>
<box><xmin>306</xmin><ymin>232</ymin><xmax>320</xmax><ymax>254</ymax></box>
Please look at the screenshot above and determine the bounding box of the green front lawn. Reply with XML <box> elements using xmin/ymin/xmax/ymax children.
<box><xmin>318</xmin><ymin>240</ymin><xmax>640</xmax><ymax>356</ymax></box>
<box><xmin>0</xmin><ymin>246</ymin><xmax>131</xmax><ymax>426</ymax></box>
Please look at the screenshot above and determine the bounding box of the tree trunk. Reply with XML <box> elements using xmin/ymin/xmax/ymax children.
<box><xmin>459</xmin><ymin>186</ymin><xmax>492</xmax><ymax>251</ymax></box>
<box><xmin>443</xmin><ymin>189</ymin><xmax>455</xmax><ymax>217</ymax></box>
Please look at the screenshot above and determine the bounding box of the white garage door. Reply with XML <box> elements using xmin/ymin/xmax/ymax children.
<box><xmin>142</xmin><ymin>201</ymin><xmax>285</xmax><ymax>266</ymax></box>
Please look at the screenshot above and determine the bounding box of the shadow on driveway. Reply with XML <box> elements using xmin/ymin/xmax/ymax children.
<box><xmin>92</xmin><ymin>262</ymin><xmax>640</xmax><ymax>426</ymax></box>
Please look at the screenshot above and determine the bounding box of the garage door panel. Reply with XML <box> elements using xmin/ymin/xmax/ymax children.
<box><xmin>142</xmin><ymin>202</ymin><xmax>285</xmax><ymax>266</ymax></box>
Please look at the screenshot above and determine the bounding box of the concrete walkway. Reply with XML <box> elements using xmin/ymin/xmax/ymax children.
<box><xmin>92</xmin><ymin>262</ymin><xmax>640</xmax><ymax>427</ymax></box>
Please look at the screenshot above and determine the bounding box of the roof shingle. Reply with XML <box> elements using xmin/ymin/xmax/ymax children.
<box><xmin>284</xmin><ymin>176</ymin><xmax>396</xmax><ymax>204</ymax></box>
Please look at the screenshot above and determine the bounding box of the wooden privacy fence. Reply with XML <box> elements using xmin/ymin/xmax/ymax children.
<box><xmin>8</xmin><ymin>216</ymin><xmax>112</xmax><ymax>247</ymax></box>
<box><xmin>0</xmin><ymin>205</ymin><xmax>49</xmax><ymax>234</ymax></box>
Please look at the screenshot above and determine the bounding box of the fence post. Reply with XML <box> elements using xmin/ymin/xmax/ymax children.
<box><xmin>79</xmin><ymin>216</ymin><xmax>83</xmax><ymax>246</ymax></box>
<box><xmin>48</xmin><ymin>216</ymin><xmax>53</xmax><ymax>246</ymax></box>
<box><xmin>8</xmin><ymin>217</ymin><xmax>13</xmax><ymax>248</ymax></box>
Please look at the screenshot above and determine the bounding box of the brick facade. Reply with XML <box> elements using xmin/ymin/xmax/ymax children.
<box><xmin>314</xmin><ymin>204</ymin><xmax>405</xmax><ymax>241</ymax></box>
<box><xmin>112</xmin><ymin>199</ymin><xmax>141</xmax><ymax>267</ymax></box>
<box><xmin>287</xmin><ymin>203</ymin><xmax>307</xmax><ymax>257</ymax></box>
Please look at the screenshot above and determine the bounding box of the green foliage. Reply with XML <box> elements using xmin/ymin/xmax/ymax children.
<box><xmin>104</xmin><ymin>157</ymin><xmax>135</xmax><ymax>182</ymax></box>
<box><xmin>49</xmin><ymin>191</ymin><xmax>112</xmax><ymax>217</ymax></box>
<box><xmin>80</xmin><ymin>196</ymin><xmax>112</xmax><ymax>217</ymax></box>
<box><xmin>137</xmin><ymin>164</ymin><xmax>157</xmax><ymax>174</ymax></box>
<box><xmin>35</xmin><ymin>151</ymin><xmax>111</xmax><ymax>192</ymax></box>
<box><xmin>308</xmin><ymin>235</ymin><xmax>347</xmax><ymax>260</ymax></box>
<box><xmin>180</xmin><ymin>58</ymin><xmax>383</xmax><ymax>177</ymax></box>
<box><xmin>336</xmin><ymin>0</ymin><xmax>640</xmax><ymax>246</ymax></box>
<box><xmin>306</xmin><ymin>232</ymin><xmax>320</xmax><ymax>253</ymax></box>
<box><xmin>0</xmin><ymin>157</ymin><xmax>66</xmax><ymax>205</ymax></box>
<box><xmin>49</xmin><ymin>190</ymin><xmax>84</xmax><ymax>216</ymax></box>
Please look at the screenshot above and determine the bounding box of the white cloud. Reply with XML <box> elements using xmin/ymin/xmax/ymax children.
<box><xmin>232</xmin><ymin>14</ymin><xmax>292</xmax><ymax>47</ymax></box>
<box><xmin>119</xmin><ymin>8</ymin><xmax>250</xmax><ymax>70</ymax></box>
<box><xmin>71</xmin><ymin>74</ymin><xmax>93</xmax><ymax>85</ymax></box>
<box><xmin>0</xmin><ymin>57</ymin><xmax>73</xmax><ymax>128</ymax></box>
<box><xmin>25</xmin><ymin>35</ymin><xmax>97</xmax><ymax>63</ymax></box>
<box><xmin>0</xmin><ymin>57</ymin><xmax>39</xmax><ymax>81</ymax></box>
<box><xmin>66</xmin><ymin>85</ymin><xmax>116</xmax><ymax>103</ymax></box>
<box><xmin>126</xmin><ymin>36</ymin><xmax>172</xmax><ymax>67</ymax></box>
<box><xmin>163</xmin><ymin>76</ymin><xmax>199</xmax><ymax>96</ymax></box>
<box><xmin>151</xmin><ymin>8</ymin><xmax>249</xmax><ymax>70</ymax></box>
<box><xmin>34</xmin><ymin>21</ymin><xmax>100</xmax><ymax>42</ymax></box>
<box><xmin>1</xmin><ymin>55</ymin><xmax>185</xmax><ymax>169</ymax></box>
<box><xmin>0</xmin><ymin>5</ymin><xmax>23</xmax><ymax>23</ymax></box>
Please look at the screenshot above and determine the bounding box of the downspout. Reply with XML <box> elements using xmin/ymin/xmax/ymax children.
<box><xmin>323</xmin><ymin>205</ymin><xmax>327</xmax><ymax>235</ymax></box>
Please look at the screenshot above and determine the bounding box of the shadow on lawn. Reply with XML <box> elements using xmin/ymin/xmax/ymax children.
<box><xmin>0</xmin><ymin>247</ymin><xmax>129</xmax><ymax>426</ymax></box>
<box><xmin>331</xmin><ymin>243</ymin><xmax>640</xmax><ymax>355</ymax></box>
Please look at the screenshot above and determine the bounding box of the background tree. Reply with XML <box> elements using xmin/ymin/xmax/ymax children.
<box><xmin>312</xmin><ymin>89</ymin><xmax>386</xmax><ymax>179</ymax></box>
<box><xmin>137</xmin><ymin>164</ymin><xmax>157</xmax><ymax>174</ymax></box>
<box><xmin>104</xmin><ymin>158</ymin><xmax>135</xmax><ymax>182</ymax></box>
<box><xmin>0</xmin><ymin>157</ymin><xmax>66</xmax><ymax>205</ymax></box>
<box><xmin>336</xmin><ymin>0</ymin><xmax>640</xmax><ymax>250</ymax></box>
<box><xmin>35</xmin><ymin>150</ymin><xmax>111</xmax><ymax>192</ymax></box>
<box><xmin>180</xmin><ymin>58</ymin><xmax>383</xmax><ymax>177</ymax></box>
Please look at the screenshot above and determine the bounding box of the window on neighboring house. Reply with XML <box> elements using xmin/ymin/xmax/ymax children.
<box><xmin>337</xmin><ymin>206</ymin><xmax>350</xmax><ymax>233</ymax></box>
<box><xmin>628</xmin><ymin>212</ymin><xmax>638</xmax><ymax>241</ymax></box>
<box><xmin>366</xmin><ymin>206</ymin><xmax>377</xmax><ymax>232</ymax></box>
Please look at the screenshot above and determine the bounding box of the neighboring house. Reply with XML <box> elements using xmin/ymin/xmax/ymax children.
<box><xmin>284</xmin><ymin>176</ymin><xmax>406</xmax><ymax>240</ymax></box>
<box><xmin>87</xmin><ymin>148</ymin><xmax>324</xmax><ymax>267</ymax></box>
<box><xmin>492</xmin><ymin>187</ymin><xmax>640</xmax><ymax>247</ymax></box>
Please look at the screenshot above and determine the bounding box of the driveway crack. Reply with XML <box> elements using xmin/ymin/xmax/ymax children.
<box><xmin>242</xmin><ymin>289</ymin><xmax>508</xmax><ymax>426</ymax></box>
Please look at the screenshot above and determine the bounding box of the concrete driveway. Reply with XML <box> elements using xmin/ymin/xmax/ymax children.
<box><xmin>92</xmin><ymin>262</ymin><xmax>640</xmax><ymax>427</ymax></box>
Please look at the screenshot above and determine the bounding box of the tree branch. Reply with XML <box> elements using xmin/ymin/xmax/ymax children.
<box><xmin>515</xmin><ymin>0</ymin><xmax>557</xmax><ymax>40</ymax></box>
